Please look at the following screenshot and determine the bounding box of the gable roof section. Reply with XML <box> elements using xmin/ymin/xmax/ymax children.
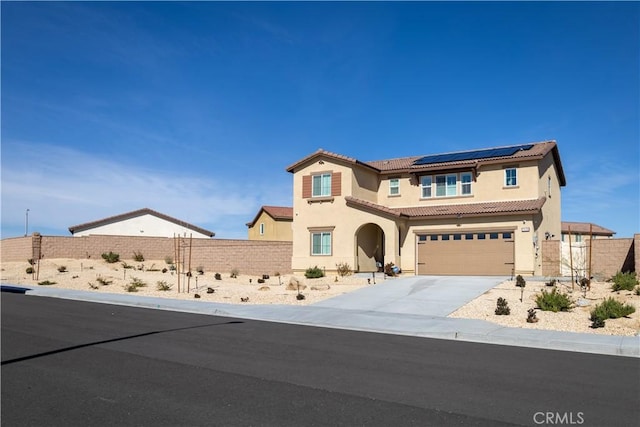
<box><xmin>288</xmin><ymin>141</ymin><xmax>566</xmax><ymax>186</ymax></box>
<box><xmin>285</xmin><ymin>149</ymin><xmax>380</xmax><ymax>173</ymax></box>
<box><xmin>68</xmin><ymin>208</ymin><xmax>215</xmax><ymax>237</ymax></box>
<box><xmin>345</xmin><ymin>196</ymin><xmax>547</xmax><ymax>220</ymax></box>
<box><xmin>561</xmin><ymin>221</ymin><xmax>615</xmax><ymax>236</ymax></box>
<box><xmin>246</xmin><ymin>206</ymin><xmax>293</xmax><ymax>227</ymax></box>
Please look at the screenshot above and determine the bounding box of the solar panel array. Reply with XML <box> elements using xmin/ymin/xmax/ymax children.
<box><xmin>412</xmin><ymin>144</ymin><xmax>534</xmax><ymax>166</ymax></box>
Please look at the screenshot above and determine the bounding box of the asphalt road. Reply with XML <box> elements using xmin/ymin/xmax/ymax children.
<box><xmin>2</xmin><ymin>294</ymin><xmax>638</xmax><ymax>426</ymax></box>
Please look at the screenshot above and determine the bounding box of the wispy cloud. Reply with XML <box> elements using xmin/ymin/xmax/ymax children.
<box><xmin>1</xmin><ymin>141</ymin><xmax>282</xmax><ymax>238</ymax></box>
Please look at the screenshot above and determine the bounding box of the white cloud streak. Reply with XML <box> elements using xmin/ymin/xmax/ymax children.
<box><xmin>1</xmin><ymin>141</ymin><xmax>284</xmax><ymax>239</ymax></box>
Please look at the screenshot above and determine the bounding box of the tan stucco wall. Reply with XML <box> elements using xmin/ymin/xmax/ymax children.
<box><xmin>73</xmin><ymin>214</ymin><xmax>211</xmax><ymax>239</ymax></box>
<box><xmin>247</xmin><ymin>211</ymin><xmax>292</xmax><ymax>241</ymax></box>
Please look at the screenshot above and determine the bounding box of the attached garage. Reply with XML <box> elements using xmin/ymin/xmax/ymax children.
<box><xmin>416</xmin><ymin>231</ymin><xmax>514</xmax><ymax>275</ymax></box>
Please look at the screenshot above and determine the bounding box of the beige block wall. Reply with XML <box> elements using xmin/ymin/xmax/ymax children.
<box><xmin>590</xmin><ymin>238</ymin><xmax>635</xmax><ymax>279</ymax></box>
<box><xmin>541</xmin><ymin>240</ymin><xmax>561</xmax><ymax>277</ymax></box>
<box><xmin>1</xmin><ymin>235</ymin><xmax>292</xmax><ymax>276</ymax></box>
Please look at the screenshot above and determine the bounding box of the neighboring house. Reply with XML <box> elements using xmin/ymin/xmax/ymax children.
<box><xmin>561</xmin><ymin>221</ymin><xmax>615</xmax><ymax>242</ymax></box>
<box><xmin>246</xmin><ymin>206</ymin><xmax>293</xmax><ymax>241</ymax></box>
<box><xmin>286</xmin><ymin>140</ymin><xmax>566</xmax><ymax>276</ymax></box>
<box><xmin>68</xmin><ymin>208</ymin><xmax>215</xmax><ymax>238</ymax></box>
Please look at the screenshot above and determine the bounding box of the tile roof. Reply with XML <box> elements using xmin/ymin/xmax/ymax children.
<box><xmin>287</xmin><ymin>140</ymin><xmax>566</xmax><ymax>186</ymax></box>
<box><xmin>345</xmin><ymin>196</ymin><xmax>547</xmax><ymax>219</ymax></box>
<box><xmin>68</xmin><ymin>208</ymin><xmax>215</xmax><ymax>237</ymax></box>
<box><xmin>561</xmin><ymin>221</ymin><xmax>615</xmax><ymax>236</ymax></box>
<box><xmin>246</xmin><ymin>206</ymin><xmax>293</xmax><ymax>227</ymax></box>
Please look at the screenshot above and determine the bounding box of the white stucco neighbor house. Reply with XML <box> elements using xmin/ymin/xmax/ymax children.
<box><xmin>68</xmin><ymin>208</ymin><xmax>215</xmax><ymax>238</ymax></box>
<box><xmin>286</xmin><ymin>140</ymin><xmax>566</xmax><ymax>276</ymax></box>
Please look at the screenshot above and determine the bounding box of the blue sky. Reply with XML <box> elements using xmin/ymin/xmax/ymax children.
<box><xmin>2</xmin><ymin>1</ymin><xmax>638</xmax><ymax>239</ymax></box>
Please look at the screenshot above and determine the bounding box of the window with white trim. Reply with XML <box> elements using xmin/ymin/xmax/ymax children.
<box><xmin>389</xmin><ymin>178</ymin><xmax>400</xmax><ymax>196</ymax></box>
<box><xmin>505</xmin><ymin>167</ymin><xmax>517</xmax><ymax>187</ymax></box>
<box><xmin>421</xmin><ymin>176</ymin><xmax>432</xmax><ymax>198</ymax></box>
<box><xmin>312</xmin><ymin>173</ymin><xmax>331</xmax><ymax>197</ymax></box>
<box><xmin>311</xmin><ymin>231</ymin><xmax>332</xmax><ymax>255</ymax></box>
<box><xmin>421</xmin><ymin>172</ymin><xmax>472</xmax><ymax>198</ymax></box>
<box><xmin>461</xmin><ymin>172</ymin><xmax>472</xmax><ymax>195</ymax></box>
<box><xmin>259</xmin><ymin>223</ymin><xmax>265</xmax><ymax>235</ymax></box>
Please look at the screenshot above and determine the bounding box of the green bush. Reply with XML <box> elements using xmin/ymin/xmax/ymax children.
<box><xmin>495</xmin><ymin>297</ymin><xmax>511</xmax><ymax>315</ymax></box>
<box><xmin>133</xmin><ymin>251</ymin><xmax>145</xmax><ymax>262</ymax></box>
<box><xmin>26</xmin><ymin>267</ymin><xmax>34</xmax><ymax>274</ymax></box>
<box><xmin>535</xmin><ymin>288</ymin><xmax>573</xmax><ymax>312</ymax></box>
<box><xmin>335</xmin><ymin>262</ymin><xmax>353</xmax><ymax>277</ymax></box>
<box><xmin>610</xmin><ymin>272</ymin><xmax>638</xmax><ymax>292</ymax></box>
<box><xmin>156</xmin><ymin>281</ymin><xmax>172</xmax><ymax>291</ymax></box>
<box><xmin>590</xmin><ymin>297</ymin><xmax>636</xmax><ymax>328</ymax></box>
<box><xmin>304</xmin><ymin>266</ymin><xmax>325</xmax><ymax>279</ymax></box>
<box><xmin>102</xmin><ymin>251</ymin><xmax>120</xmax><ymax>263</ymax></box>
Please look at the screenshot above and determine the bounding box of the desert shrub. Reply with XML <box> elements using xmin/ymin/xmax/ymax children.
<box><xmin>230</xmin><ymin>268</ymin><xmax>239</xmax><ymax>278</ymax></box>
<box><xmin>296</xmin><ymin>293</ymin><xmax>306</xmax><ymax>300</ymax></box>
<box><xmin>132</xmin><ymin>251</ymin><xmax>145</xmax><ymax>262</ymax></box>
<box><xmin>27</xmin><ymin>258</ymin><xmax>35</xmax><ymax>266</ymax></box>
<box><xmin>125</xmin><ymin>277</ymin><xmax>147</xmax><ymax>292</ymax></box>
<box><xmin>335</xmin><ymin>262</ymin><xmax>353</xmax><ymax>277</ymax></box>
<box><xmin>635</xmin><ymin>287</ymin><xmax>640</xmax><ymax>296</ymax></box>
<box><xmin>590</xmin><ymin>297</ymin><xmax>636</xmax><ymax>328</ymax></box>
<box><xmin>545</xmin><ymin>279</ymin><xmax>557</xmax><ymax>287</ymax></box>
<box><xmin>164</xmin><ymin>256</ymin><xmax>174</xmax><ymax>265</ymax></box>
<box><xmin>156</xmin><ymin>281</ymin><xmax>172</xmax><ymax>291</ymax></box>
<box><xmin>162</xmin><ymin>268</ymin><xmax>168</xmax><ymax>274</ymax></box>
<box><xmin>38</xmin><ymin>280</ymin><xmax>56</xmax><ymax>286</ymax></box>
<box><xmin>121</xmin><ymin>262</ymin><xmax>134</xmax><ymax>269</ymax></box>
<box><xmin>124</xmin><ymin>283</ymin><xmax>139</xmax><ymax>292</ymax></box>
<box><xmin>495</xmin><ymin>297</ymin><xmax>511</xmax><ymax>315</ymax></box>
<box><xmin>535</xmin><ymin>288</ymin><xmax>573</xmax><ymax>312</ymax></box>
<box><xmin>610</xmin><ymin>272</ymin><xmax>638</xmax><ymax>292</ymax></box>
<box><xmin>102</xmin><ymin>251</ymin><xmax>120</xmax><ymax>263</ymax></box>
<box><xmin>88</xmin><ymin>282</ymin><xmax>99</xmax><ymax>290</ymax></box>
<box><xmin>304</xmin><ymin>266</ymin><xmax>325</xmax><ymax>279</ymax></box>
<box><xmin>96</xmin><ymin>276</ymin><xmax>112</xmax><ymax>286</ymax></box>
<box><xmin>515</xmin><ymin>275</ymin><xmax>526</xmax><ymax>287</ymax></box>
<box><xmin>26</xmin><ymin>267</ymin><xmax>34</xmax><ymax>274</ymax></box>
<box><xmin>57</xmin><ymin>266</ymin><xmax>67</xmax><ymax>273</ymax></box>
<box><xmin>215</xmin><ymin>273</ymin><xmax>222</xmax><ymax>280</ymax></box>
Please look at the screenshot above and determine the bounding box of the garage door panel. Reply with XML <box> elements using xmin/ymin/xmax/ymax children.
<box><xmin>417</xmin><ymin>232</ymin><xmax>514</xmax><ymax>275</ymax></box>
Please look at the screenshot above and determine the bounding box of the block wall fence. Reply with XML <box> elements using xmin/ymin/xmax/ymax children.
<box><xmin>2</xmin><ymin>233</ymin><xmax>638</xmax><ymax>279</ymax></box>
<box><xmin>541</xmin><ymin>234</ymin><xmax>638</xmax><ymax>279</ymax></box>
<box><xmin>1</xmin><ymin>234</ymin><xmax>293</xmax><ymax>276</ymax></box>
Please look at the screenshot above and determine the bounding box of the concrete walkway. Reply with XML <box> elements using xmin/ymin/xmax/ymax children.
<box><xmin>5</xmin><ymin>276</ymin><xmax>639</xmax><ymax>358</ymax></box>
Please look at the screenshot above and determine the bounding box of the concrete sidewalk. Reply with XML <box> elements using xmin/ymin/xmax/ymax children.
<box><xmin>6</xmin><ymin>277</ymin><xmax>639</xmax><ymax>358</ymax></box>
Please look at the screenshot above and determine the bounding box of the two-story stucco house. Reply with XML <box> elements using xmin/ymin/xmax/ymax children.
<box><xmin>286</xmin><ymin>140</ymin><xmax>566</xmax><ymax>276</ymax></box>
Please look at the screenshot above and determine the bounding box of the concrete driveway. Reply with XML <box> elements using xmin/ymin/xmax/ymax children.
<box><xmin>313</xmin><ymin>275</ymin><xmax>507</xmax><ymax>316</ymax></box>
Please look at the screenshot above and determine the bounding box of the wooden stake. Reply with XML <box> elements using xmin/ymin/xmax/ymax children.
<box><xmin>568</xmin><ymin>226</ymin><xmax>574</xmax><ymax>290</ymax></box>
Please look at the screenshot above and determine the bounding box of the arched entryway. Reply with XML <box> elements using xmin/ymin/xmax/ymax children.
<box><xmin>355</xmin><ymin>223</ymin><xmax>385</xmax><ymax>272</ymax></box>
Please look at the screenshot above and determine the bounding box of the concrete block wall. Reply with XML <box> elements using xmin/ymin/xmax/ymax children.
<box><xmin>541</xmin><ymin>240</ymin><xmax>561</xmax><ymax>277</ymax></box>
<box><xmin>1</xmin><ymin>235</ymin><xmax>292</xmax><ymax>275</ymax></box>
<box><xmin>590</xmin><ymin>237</ymin><xmax>635</xmax><ymax>279</ymax></box>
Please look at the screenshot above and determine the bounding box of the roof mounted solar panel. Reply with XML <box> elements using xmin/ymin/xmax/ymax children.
<box><xmin>413</xmin><ymin>144</ymin><xmax>534</xmax><ymax>166</ymax></box>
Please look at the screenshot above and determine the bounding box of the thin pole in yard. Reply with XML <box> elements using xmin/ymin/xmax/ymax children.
<box><xmin>588</xmin><ymin>223</ymin><xmax>593</xmax><ymax>281</ymax></box>
<box><xmin>568</xmin><ymin>225</ymin><xmax>574</xmax><ymax>290</ymax></box>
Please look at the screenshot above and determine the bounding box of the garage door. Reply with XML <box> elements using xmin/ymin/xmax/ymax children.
<box><xmin>417</xmin><ymin>231</ymin><xmax>514</xmax><ymax>275</ymax></box>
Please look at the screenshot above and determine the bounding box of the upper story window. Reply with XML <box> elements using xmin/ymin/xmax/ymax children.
<box><xmin>421</xmin><ymin>172</ymin><xmax>472</xmax><ymax>198</ymax></box>
<box><xmin>312</xmin><ymin>173</ymin><xmax>332</xmax><ymax>197</ymax></box>
<box><xmin>421</xmin><ymin>176</ymin><xmax>432</xmax><ymax>198</ymax></box>
<box><xmin>259</xmin><ymin>223</ymin><xmax>265</xmax><ymax>235</ymax></box>
<box><xmin>389</xmin><ymin>178</ymin><xmax>400</xmax><ymax>196</ymax></box>
<box><xmin>505</xmin><ymin>167</ymin><xmax>518</xmax><ymax>187</ymax></box>
<box><xmin>461</xmin><ymin>172</ymin><xmax>472</xmax><ymax>195</ymax></box>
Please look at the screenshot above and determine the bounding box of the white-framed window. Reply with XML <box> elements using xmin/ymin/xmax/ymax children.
<box><xmin>312</xmin><ymin>173</ymin><xmax>331</xmax><ymax>197</ymax></box>
<box><xmin>389</xmin><ymin>178</ymin><xmax>400</xmax><ymax>196</ymax></box>
<box><xmin>311</xmin><ymin>231</ymin><xmax>332</xmax><ymax>255</ymax></box>
<box><xmin>461</xmin><ymin>172</ymin><xmax>472</xmax><ymax>195</ymax></box>
<box><xmin>505</xmin><ymin>167</ymin><xmax>517</xmax><ymax>187</ymax></box>
<box><xmin>421</xmin><ymin>172</ymin><xmax>472</xmax><ymax>198</ymax></box>
<box><xmin>259</xmin><ymin>223</ymin><xmax>265</xmax><ymax>235</ymax></box>
<box><xmin>421</xmin><ymin>176</ymin><xmax>432</xmax><ymax>198</ymax></box>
